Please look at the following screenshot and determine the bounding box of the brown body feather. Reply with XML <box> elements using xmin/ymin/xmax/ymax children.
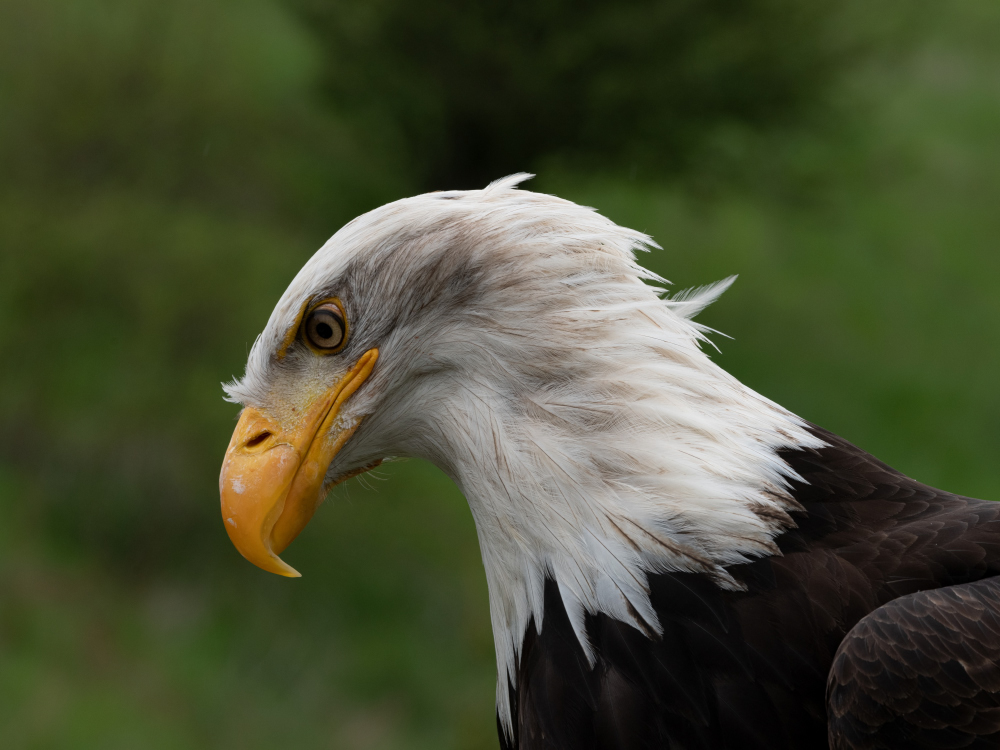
<box><xmin>828</xmin><ymin>578</ymin><xmax>1000</xmax><ymax>749</ymax></box>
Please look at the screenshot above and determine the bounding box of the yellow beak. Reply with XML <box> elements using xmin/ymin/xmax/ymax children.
<box><xmin>219</xmin><ymin>349</ymin><xmax>379</xmax><ymax>577</ymax></box>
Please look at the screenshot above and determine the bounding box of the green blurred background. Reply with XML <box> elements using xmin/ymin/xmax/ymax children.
<box><xmin>1</xmin><ymin>0</ymin><xmax>998</xmax><ymax>747</ymax></box>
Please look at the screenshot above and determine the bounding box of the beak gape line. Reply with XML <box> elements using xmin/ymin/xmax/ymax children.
<box><xmin>219</xmin><ymin>349</ymin><xmax>379</xmax><ymax>577</ymax></box>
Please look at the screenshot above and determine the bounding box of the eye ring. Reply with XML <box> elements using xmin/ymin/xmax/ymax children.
<box><xmin>303</xmin><ymin>299</ymin><xmax>348</xmax><ymax>353</ymax></box>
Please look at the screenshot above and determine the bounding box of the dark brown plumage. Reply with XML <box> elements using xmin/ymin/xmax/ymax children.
<box><xmin>500</xmin><ymin>426</ymin><xmax>1000</xmax><ymax>749</ymax></box>
<box><xmin>828</xmin><ymin>577</ymin><xmax>1000</xmax><ymax>749</ymax></box>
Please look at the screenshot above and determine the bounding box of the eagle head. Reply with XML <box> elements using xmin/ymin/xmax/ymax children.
<box><xmin>219</xmin><ymin>174</ymin><xmax>821</xmax><ymax>727</ymax></box>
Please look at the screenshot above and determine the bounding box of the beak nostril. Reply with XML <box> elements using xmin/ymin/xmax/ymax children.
<box><xmin>245</xmin><ymin>431</ymin><xmax>272</xmax><ymax>449</ymax></box>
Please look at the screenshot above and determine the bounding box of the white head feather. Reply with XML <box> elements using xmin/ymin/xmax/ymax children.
<box><xmin>224</xmin><ymin>174</ymin><xmax>823</xmax><ymax>735</ymax></box>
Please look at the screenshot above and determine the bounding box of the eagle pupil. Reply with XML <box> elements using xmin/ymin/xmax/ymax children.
<box><xmin>317</xmin><ymin>322</ymin><xmax>333</xmax><ymax>340</ymax></box>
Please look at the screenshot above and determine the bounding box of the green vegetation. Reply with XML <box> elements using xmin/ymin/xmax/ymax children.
<box><xmin>294</xmin><ymin>0</ymin><xmax>865</xmax><ymax>188</ymax></box>
<box><xmin>1</xmin><ymin>0</ymin><xmax>998</xmax><ymax>748</ymax></box>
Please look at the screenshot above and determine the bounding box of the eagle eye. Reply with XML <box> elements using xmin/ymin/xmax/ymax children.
<box><xmin>304</xmin><ymin>301</ymin><xmax>346</xmax><ymax>352</ymax></box>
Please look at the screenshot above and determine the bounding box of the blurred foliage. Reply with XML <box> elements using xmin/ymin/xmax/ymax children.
<box><xmin>1</xmin><ymin>0</ymin><xmax>999</xmax><ymax>747</ymax></box>
<box><xmin>294</xmin><ymin>0</ymin><xmax>892</xmax><ymax>189</ymax></box>
<box><xmin>0</xmin><ymin>0</ymin><xmax>399</xmax><ymax>223</ymax></box>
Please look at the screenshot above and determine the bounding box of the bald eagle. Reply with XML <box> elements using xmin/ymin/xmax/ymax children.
<box><xmin>220</xmin><ymin>175</ymin><xmax>1000</xmax><ymax>749</ymax></box>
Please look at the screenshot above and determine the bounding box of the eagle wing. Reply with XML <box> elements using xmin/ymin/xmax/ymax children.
<box><xmin>827</xmin><ymin>576</ymin><xmax>1000</xmax><ymax>749</ymax></box>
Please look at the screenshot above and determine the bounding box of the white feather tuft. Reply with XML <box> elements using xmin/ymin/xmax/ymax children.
<box><xmin>667</xmin><ymin>274</ymin><xmax>738</xmax><ymax>320</ymax></box>
<box><xmin>484</xmin><ymin>172</ymin><xmax>535</xmax><ymax>193</ymax></box>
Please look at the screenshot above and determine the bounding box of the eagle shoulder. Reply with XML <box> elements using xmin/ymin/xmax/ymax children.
<box><xmin>502</xmin><ymin>426</ymin><xmax>1000</xmax><ymax>749</ymax></box>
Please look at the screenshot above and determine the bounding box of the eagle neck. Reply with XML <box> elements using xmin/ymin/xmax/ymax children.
<box><xmin>442</xmin><ymin>351</ymin><xmax>823</xmax><ymax>738</ymax></box>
